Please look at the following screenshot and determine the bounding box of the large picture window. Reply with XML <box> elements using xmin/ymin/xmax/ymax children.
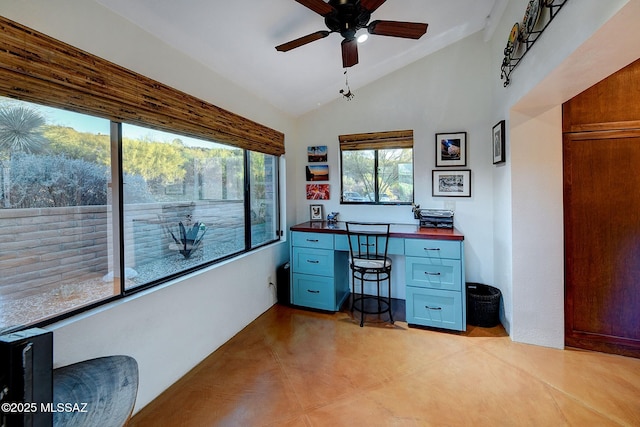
<box><xmin>0</xmin><ymin>17</ymin><xmax>283</xmax><ymax>330</ymax></box>
<box><xmin>0</xmin><ymin>97</ymin><xmax>280</xmax><ymax>330</ymax></box>
<box><xmin>121</xmin><ymin>124</ymin><xmax>248</xmax><ymax>290</ymax></box>
<box><xmin>339</xmin><ymin>130</ymin><xmax>414</xmax><ymax>204</ymax></box>
<box><xmin>0</xmin><ymin>98</ymin><xmax>115</xmax><ymax>328</ymax></box>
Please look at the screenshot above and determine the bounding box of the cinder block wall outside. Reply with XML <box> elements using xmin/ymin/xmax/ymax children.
<box><xmin>0</xmin><ymin>200</ymin><xmax>246</xmax><ymax>299</ymax></box>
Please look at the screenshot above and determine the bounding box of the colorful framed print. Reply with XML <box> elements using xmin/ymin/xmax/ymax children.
<box><xmin>307</xmin><ymin>146</ymin><xmax>327</xmax><ymax>162</ymax></box>
<box><xmin>306</xmin><ymin>184</ymin><xmax>330</xmax><ymax>200</ymax></box>
<box><xmin>305</xmin><ymin>164</ymin><xmax>329</xmax><ymax>181</ymax></box>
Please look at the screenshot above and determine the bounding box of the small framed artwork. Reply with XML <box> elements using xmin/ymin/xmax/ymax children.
<box><xmin>492</xmin><ymin>120</ymin><xmax>506</xmax><ymax>164</ymax></box>
<box><xmin>307</xmin><ymin>146</ymin><xmax>328</xmax><ymax>163</ymax></box>
<box><xmin>432</xmin><ymin>170</ymin><xmax>471</xmax><ymax>197</ymax></box>
<box><xmin>306</xmin><ymin>184</ymin><xmax>330</xmax><ymax>200</ymax></box>
<box><xmin>436</xmin><ymin>132</ymin><xmax>467</xmax><ymax>167</ymax></box>
<box><xmin>305</xmin><ymin>164</ymin><xmax>329</xmax><ymax>181</ymax></box>
<box><xmin>309</xmin><ymin>204</ymin><xmax>324</xmax><ymax>221</ymax></box>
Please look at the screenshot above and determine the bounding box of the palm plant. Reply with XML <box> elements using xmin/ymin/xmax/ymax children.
<box><xmin>0</xmin><ymin>105</ymin><xmax>49</xmax><ymax>156</ymax></box>
<box><xmin>0</xmin><ymin>104</ymin><xmax>49</xmax><ymax>207</ymax></box>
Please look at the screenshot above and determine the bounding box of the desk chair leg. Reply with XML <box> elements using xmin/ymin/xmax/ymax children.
<box><xmin>350</xmin><ymin>272</ymin><xmax>365</xmax><ymax>327</ymax></box>
<box><xmin>350</xmin><ymin>271</ymin><xmax>393</xmax><ymax>327</ymax></box>
<box><xmin>350</xmin><ymin>271</ymin><xmax>355</xmax><ymax>313</ymax></box>
<box><xmin>376</xmin><ymin>273</ymin><xmax>381</xmax><ymax>313</ymax></box>
<box><xmin>359</xmin><ymin>276</ymin><xmax>365</xmax><ymax>327</ymax></box>
<box><xmin>388</xmin><ymin>276</ymin><xmax>394</xmax><ymax>324</ymax></box>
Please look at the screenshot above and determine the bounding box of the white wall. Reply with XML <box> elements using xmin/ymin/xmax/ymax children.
<box><xmin>490</xmin><ymin>0</ymin><xmax>638</xmax><ymax>347</ymax></box>
<box><xmin>297</xmin><ymin>32</ymin><xmax>496</xmax><ymax>290</ymax></box>
<box><xmin>0</xmin><ymin>0</ymin><xmax>295</xmax><ymax>413</ymax></box>
<box><xmin>509</xmin><ymin>106</ymin><xmax>564</xmax><ymax>345</ymax></box>
<box><xmin>296</xmin><ymin>0</ymin><xmax>640</xmax><ymax>349</ymax></box>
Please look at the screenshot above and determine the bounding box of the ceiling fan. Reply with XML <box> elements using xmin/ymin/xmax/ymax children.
<box><xmin>275</xmin><ymin>0</ymin><xmax>428</xmax><ymax>68</ymax></box>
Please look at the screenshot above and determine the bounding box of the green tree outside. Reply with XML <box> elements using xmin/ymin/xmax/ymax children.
<box><xmin>1</xmin><ymin>98</ymin><xmax>255</xmax><ymax>208</ymax></box>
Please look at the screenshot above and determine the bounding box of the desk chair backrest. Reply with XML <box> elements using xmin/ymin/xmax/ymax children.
<box><xmin>345</xmin><ymin>222</ymin><xmax>391</xmax><ymax>263</ymax></box>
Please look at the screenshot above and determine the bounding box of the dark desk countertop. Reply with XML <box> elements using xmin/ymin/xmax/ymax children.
<box><xmin>290</xmin><ymin>221</ymin><xmax>464</xmax><ymax>241</ymax></box>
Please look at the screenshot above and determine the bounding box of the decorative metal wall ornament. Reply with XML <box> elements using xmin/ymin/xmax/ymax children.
<box><xmin>501</xmin><ymin>0</ymin><xmax>568</xmax><ymax>87</ymax></box>
<box><xmin>339</xmin><ymin>70</ymin><xmax>355</xmax><ymax>100</ymax></box>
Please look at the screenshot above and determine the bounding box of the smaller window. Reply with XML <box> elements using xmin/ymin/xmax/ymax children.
<box><xmin>339</xmin><ymin>130</ymin><xmax>414</xmax><ymax>204</ymax></box>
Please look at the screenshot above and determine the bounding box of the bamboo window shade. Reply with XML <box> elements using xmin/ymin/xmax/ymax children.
<box><xmin>339</xmin><ymin>130</ymin><xmax>413</xmax><ymax>151</ymax></box>
<box><xmin>0</xmin><ymin>16</ymin><xmax>285</xmax><ymax>156</ymax></box>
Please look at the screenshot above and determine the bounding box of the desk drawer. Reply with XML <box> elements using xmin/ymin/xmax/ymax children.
<box><xmin>405</xmin><ymin>257</ymin><xmax>461</xmax><ymax>290</ymax></box>
<box><xmin>292</xmin><ymin>232</ymin><xmax>334</xmax><ymax>249</ymax></box>
<box><xmin>405</xmin><ymin>239</ymin><xmax>461</xmax><ymax>259</ymax></box>
<box><xmin>406</xmin><ymin>287</ymin><xmax>463</xmax><ymax>330</ymax></box>
<box><xmin>293</xmin><ymin>273</ymin><xmax>334</xmax><ymax>311</ymax></box>
<box><xmin>293</xmin><ymin>247</ymin><xmax>334</xmax><ymax>276</ymax></box>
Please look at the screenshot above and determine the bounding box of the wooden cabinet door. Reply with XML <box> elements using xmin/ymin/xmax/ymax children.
<box><xmin>563</xmin><ymin>130</ymin><xmax>640</xmax><ymax>357</ymax></box>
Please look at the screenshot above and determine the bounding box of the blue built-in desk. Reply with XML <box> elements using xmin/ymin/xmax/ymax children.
<box><xmin>290</xmin><ymin>221</ymin><xmax>466</xmax><ymax>331</ymax></box>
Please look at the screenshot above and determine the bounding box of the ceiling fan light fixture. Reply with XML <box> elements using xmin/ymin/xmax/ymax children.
<box><xmin>276</xmin><ymin>0</ymin><xmax>428</xmax><ymax>68</ymax></box>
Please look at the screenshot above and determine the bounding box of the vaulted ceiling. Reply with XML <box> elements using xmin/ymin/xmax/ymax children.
<box><xmin>96</xmin><ymin>0</ymin><xmax>506</xmax><ymax>117</ymax></box>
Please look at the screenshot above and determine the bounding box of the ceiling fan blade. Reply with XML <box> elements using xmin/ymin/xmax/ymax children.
<box><xmin>341</xmin><ymin>38</ymin><xmax>359</xmax><ymax>68</ymax></box>
<box><xmin>276</xmin><ymin>30</ymin><xmax>331</xmax><ymax>52</ymax></box>
<box><xmin>368</xmin><ymin>20</ymin><xmax>428</xmax><ymax>39</ymax></box>
<box><xmin>360</xmin><ymin>0</ymin><xmax>388</xmax><ymax>13</ymax></box>
<box><xmin>294</xmin><ymin>0</ymin><xmax>335</xmax><ymax>16</ymax></box>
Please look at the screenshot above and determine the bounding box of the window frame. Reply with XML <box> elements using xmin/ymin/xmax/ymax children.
<box><xmin>0</xmin><ymin>103</ymin><xmax>282</xmax><ymax>328</ymax></box>
<box><xmin>113</xmin><ymin>122</ymin><xmax>282</xmax><ymax>296</ymax></box>
<box><xmin>0</xmin><ymin>13</ymin><xmax>285</xmax><ymax>329</ymax></box>
<box><xmin>339</xmin><ymin>130</ymin><xmax>414</xmax><ymax>205</ymax></box>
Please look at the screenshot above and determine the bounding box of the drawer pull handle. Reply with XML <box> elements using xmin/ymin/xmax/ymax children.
<box><xmin>306</xmin><ymin>259</ymin><xmax>320</xmax><ymax>264</ymax></box>
<box><xmin>424</xmin><ymin>272</ymin><xmax>441</xmax><ymax>276</ymax></box>
<box><xmin>306</xmin><ymin>239</ymin><xmax>319</xmax><ymax>242</ymax></box>
<box><xmin>307</xmin><ymin>290</ymin><xmax>320</xmax><ymax>294</ymax></box>
<box><xmin>424</xmin><ymin>248</ymin><xmax>440</xmax><ymax>251</ymax></box>
<box><xmin>425</xmin><ymin>305</ymin><xmax>442</xmax><ymax>311</ymax></box>
<box><xmin>360</xmin><ymin>243</ymin><xmax>374</xmax><ymax>247</ymax></box>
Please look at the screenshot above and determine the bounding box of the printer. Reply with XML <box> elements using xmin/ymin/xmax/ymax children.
<box><xmin>413</xmin><ymin>208</ymin><xmax>454</xmax><ymax>229</ymax></box>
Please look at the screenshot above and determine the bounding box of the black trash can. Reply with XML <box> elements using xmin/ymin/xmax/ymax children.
<box><xmin>466</xmin><ymin>283</ymin><xmax>501</xmax><ymax>327</ymax></box>
<box><xmin>276</xmin><ymin>262</ymin><xmax>290</xmax><ymax>306</ymax></box>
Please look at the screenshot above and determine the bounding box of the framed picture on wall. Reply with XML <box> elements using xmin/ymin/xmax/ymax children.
<box><xmin>307</xmin><ymin>146</ymin><xmax>328</xmax><ymax>162</ymax></box>
<box><xmin>435</xmin><ymin>132</ymin><xmax>467</xmax><ymax>167</ymax></box>
<box><xmin>493</xmin><ymin>120</ymin><xmax>506</xmax><ymax>164</ymax></box>
<box><xmin>306</xmin><ymin>184</ymin><xmax>330</xmax><ymax>200</ymax></box>
<box><xmin>305</xmin><ymin>164</ymin><xmax>329</xmax><ymax>181</ymax></box>
<box><xmin>432</xmin><ymin>170</ymin><xmax>471</xmax><ymax>197</ymax></box>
